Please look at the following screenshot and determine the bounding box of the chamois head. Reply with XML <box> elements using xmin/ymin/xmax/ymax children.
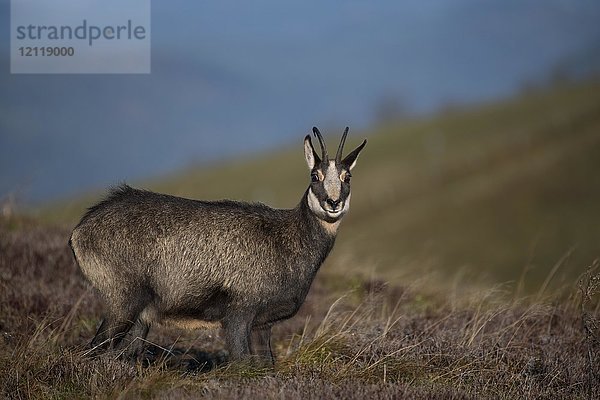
<box><xmin>304</xmin><ymin>127</ymin><xmax>367</xmax><ymax>223</ymax></box>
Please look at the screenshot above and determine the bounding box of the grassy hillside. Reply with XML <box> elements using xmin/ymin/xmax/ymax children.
<box><xmin>3</xmin><ymin>79</ymin><xmax>600</xmax><ymax>398</ymax></box>
<box><xmin>1</xmin><ymin>220</ymin><xmax>598</xmax><ymax>399</ymax></box>
<box><xmin>41</xmin><ymin>79</ymin><xmax>600</xmax><ymax>291</ymax></box>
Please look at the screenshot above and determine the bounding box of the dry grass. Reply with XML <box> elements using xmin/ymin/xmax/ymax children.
<box><xmin>1</xmin><ymin>218</ymin><xmax>598</xmax><ymax>399</ymax></box>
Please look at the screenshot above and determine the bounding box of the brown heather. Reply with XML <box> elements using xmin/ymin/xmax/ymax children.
<box><xmin>1</xmin><ymin>217</ymin><xmax>598</xmax><ymax>399</ymax></box>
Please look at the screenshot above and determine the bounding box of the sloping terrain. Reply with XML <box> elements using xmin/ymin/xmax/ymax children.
<box><xmin>0</xmin><ymin>219</ymin><xmax>598</xmax><ymax>399</ymax></box>
<box><xmin>3</xmin><ymin>79</ymin><xmax>600</xmax><ymax>398</ymax></box>
<box><xmin>42</xmin><ymin>79</ymin><xmax>600</xmax><ymax>290</ymax></box>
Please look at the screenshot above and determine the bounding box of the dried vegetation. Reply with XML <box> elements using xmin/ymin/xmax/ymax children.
<box><xmin>1</xmin><ymin>218</ymin><xmax>598</xmax><ymax>399</ymax></box>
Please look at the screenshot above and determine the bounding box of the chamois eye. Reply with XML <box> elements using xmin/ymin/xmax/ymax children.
<box><xmin>311</xmin><ymin>173</ymin><xmax>319</xmax><ymax>183</ymax></box>
<box><xmin>343</xmin><ymin>173</ymin><xmax>351</xmax><ymax>183</ymax></box>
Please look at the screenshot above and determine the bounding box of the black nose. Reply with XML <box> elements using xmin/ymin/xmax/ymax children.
<box><xmin>326</xmin><ymin>198</ymin><xmax>341</xmax><ymax>209</ymax></box>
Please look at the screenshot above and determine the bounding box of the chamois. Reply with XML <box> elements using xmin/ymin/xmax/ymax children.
<box><xmin>69</xmin><ymin>127</ymin><xmax>367</xmax><ymax>364</ymax></box>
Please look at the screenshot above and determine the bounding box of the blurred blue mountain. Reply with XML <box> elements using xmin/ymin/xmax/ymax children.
<box><xmin>1</xmin><ymin>0</ymin><xmax>599</xmax><ymax>203</ymax></box>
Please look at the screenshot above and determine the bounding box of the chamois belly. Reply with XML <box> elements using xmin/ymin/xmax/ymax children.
<box><xmin>140</xmin><ymin>304</ymin><xmax>224</xmax><ymax>330</ymax></box>
<box><xmin>159</xmin><ymin>317</ymin><xmax>221</xmax><ymax>330</ymax></box>
<box><xmin>257</xmin><ymin>292</ymin><xmax>308</xmax><ymax>326</ymax></box>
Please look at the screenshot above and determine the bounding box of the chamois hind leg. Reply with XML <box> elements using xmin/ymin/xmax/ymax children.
<box><xmin>250</xmin><ymin>327</ymin><xmax>274</xmax><ymax>366</ymax></box>
<box><xmin>121</xmin><ymin>319</ymin><xmax>150</xmax><ymax>359</ymax></box>
<box><xmin>90</xmin><ymin>290</ymin><xmax>149</xmax><ymax>354</ymax></box>
<box><xmin>90</xmin><ymin>313</ymin><xmax>136</xmax><ymax>353</ymax></box>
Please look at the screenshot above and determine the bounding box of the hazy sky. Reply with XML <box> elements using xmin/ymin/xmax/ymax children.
<box><xmin>1</xmin><ymin>0</ymin><xmax>599</xmax><ymax>203</ymax></box>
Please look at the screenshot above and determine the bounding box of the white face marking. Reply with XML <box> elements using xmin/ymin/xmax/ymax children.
<box><xmin>308</xmin><ymin>188</ymin><xmax>346</xmax><ymax>235</ymax></box>
<box><xmin>342</xmin><ymin>193</ymin><xmax>350</xmax><ymax>213</ymax></box>
<box><xmin>308</xmin><ymin>188</ymin><xmax>350</xmax><ymax>221</ymax></box>
<box><xmin>323</xmin><ymin>161</ymin><xmax>341</xmax><ymax>200</ymax></box>
<box><xmin>308</xmin><ymin>188</ymin><xmax>324</xmax><ymax>216</ymax></box>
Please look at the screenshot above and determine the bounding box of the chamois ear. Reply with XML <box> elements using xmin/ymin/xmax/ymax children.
<box><xmin>341</xmin><ymin>139</ymin><xmax>367</xmax><ymax>171</ymax></box>
<box><xmin>304</xmin><ymin>135</ymin><xmax>321</xmax><ymax>170</ymax></box>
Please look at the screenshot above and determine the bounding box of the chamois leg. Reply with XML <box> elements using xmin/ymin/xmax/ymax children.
<box><xmin>90</xmin><ymin>292</ymin><xmax>149</xmax><ymax>354</ymax></box>
<box><xmin>121</xmin><ymin>319</ymin><xmax>150</xmax><ymax>359</ymax></box>
<box><xmin>250</xmin><ymin>327</ymin><xmax>274</xmax><ymax>366</ymax></box>
<box><xmin>90</xmin><ymin>313</ymin><xmax>136</xmax><ymax>352</ymax></box>
<box><xmin>222</xmin><ymin>312</ymin><xmax>252</xmax><ymax>362</ymax></box>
